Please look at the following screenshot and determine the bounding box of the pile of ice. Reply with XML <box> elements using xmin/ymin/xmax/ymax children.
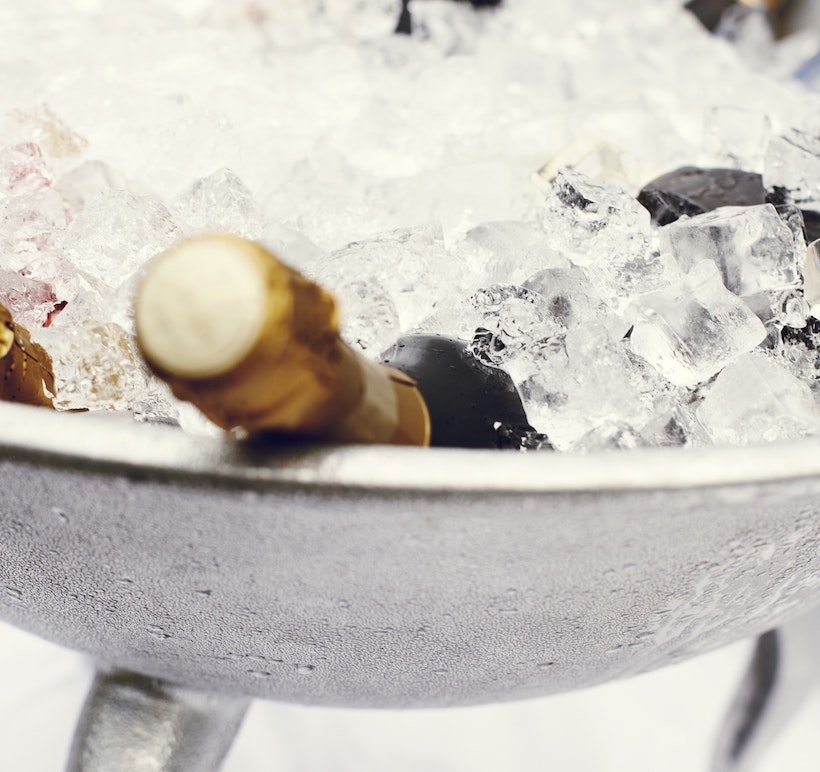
<box><xmin>3</xmin><ymin>0</ymin><xmax>820</xmax><ymax>451</ymax></box>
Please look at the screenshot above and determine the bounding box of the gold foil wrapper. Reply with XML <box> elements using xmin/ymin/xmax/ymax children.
<box><xmin>0</xmin><ymin>303</ymin><xmax>56</xmax><ymax>408</ymax></box>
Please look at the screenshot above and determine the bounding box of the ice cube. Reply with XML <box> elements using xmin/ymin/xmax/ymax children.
<box><xmin>774</xmin><ymin>316</ymin><xmax>820</xmax><ymax>382</ymax></box>
<box><xmin>457</xmin><ymin>220</ymin><xmax>565</xmax><ymax>286</ymax></box>
<box><xmin>465</xmin><ymin>284</ymin><xmax>563</xmax><ymax>366</ymax></box>
<box><xmin>540</xmin><ymin>169</ymin><xmax>651</xmax><ymax>265</ymax></box>
<box><xmin>591</xmin><ymin>246</ymin><xmax>684</xmax><ymax>304</ymax></box>
<box><xmin>569</xmin><ymin>421</ymin><xmax>647</xmax><ymax>453</ymax></box>
<box><xmin>715</xmin><ymin>4</ymin><xmax>774</xmax><ymax>71</ymax></box>
<box><xmin>55</xmin><ymin>160</ymin><xmax>132</xmax><ymax>219</ymax></box>
<box><xmin>696</xmin><ymin>352</ymin><xmax>820</xmax><ymax>445</ymax></box>
<box><xmin>266</xmin><ymin>153</ymin><xmax>398</xmax><ymax>250</ymax></box>
<box><xmin>0</xmin><ymin>104</ymin><xmax>88</xmax><ymax>164</ymax></box>
<box><xmin>532</xmin><ymin>136</ymin><xmax>641</xmax><ymax>194</ymax></box>
<box><xmin>764</xmin><ymin>128</ymin><xmax>820</xmax><ymax>211</ymax></box>
<box><xmin>314</xmin><ymin>223</ymin><xmax>449</xmax><ymax>344</ymax></box>
<box><xmin>0</xmin><ymin>189</ymin><xmax>68</xmax><ymax>255</ymax></box>
<box><xmin>0</xmin><ymin>269</ymin><xmax>62</xmax><ymax>329</ymax></box>
<box><xmin>338</xmin><ymin>280</ymin><xmax>402</xmax><ymax>358</ymax></box>
<box><xmin>630</xmin><ymin>260</ymin><xmax>767</xmax><ymax>388</ymax></box>
<box><xmin>659</xmin><ymin>203</ymin><xmax>800</xmax><ymax>298</ymax></box>
<box><xmin>260</xmin><ymin>222</ymin><xmax>326</xmax><ymax>274</ymax></box>
<box><xmin>379</xmin><ymin>161</ymin><xmax>515</xmax><ymax>241</ymax></box>
<box><xmin>0</xmin><ymin>143</ymin><xmax>52</xmax><ymax>197</ymax></box>
<box><xmin>702</xmin><ymin>108</ymin><xmax>772</xmax><ymax>171</ymax></box>
<box><xmin>520</xmin><ymin>263</ymin><xmax>637</xmax><ymax>340</ymax></box>
<box><xmin>34</xmin><ymin>320</ymin><xmax>153</xmax><ymax>412</ymax></box>
<box><xmin>60</xmin><ymin>190</ymin><xmax>182</xmax><ymax>289</ymax></box>
<box><xmin>803</xmin><ymin>238</ymin><xmax>820</xmax><ymax>311</ymax></box>
<box><xmin>512</xmin><ymin>324</ymin><xmax>680</xmax><ymax>451</ymax></box>
<box><xmin>539</xmin><ymin>169</ymin><xmax>669</xmax><ymax>301</ymax></box>
<box><xmin>171</xmin><ymin>167</ymin><xmax>262</xmax><ymax>239</ymax></box>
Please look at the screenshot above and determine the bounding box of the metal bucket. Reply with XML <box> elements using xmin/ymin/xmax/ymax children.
<box><xmin>1</xmin><ymin>401</ymin><xmax>818</xmax><ymax>767</ymax></box>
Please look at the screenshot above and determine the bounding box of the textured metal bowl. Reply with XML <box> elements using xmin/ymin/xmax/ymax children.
<box><xmin>1</xmin><ymin>401</ymin><xmax>819</xmax><ymax>709</ymax></box>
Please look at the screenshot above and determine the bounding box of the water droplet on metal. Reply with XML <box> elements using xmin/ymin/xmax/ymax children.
<box><xmin>146</xmin><ymin>624</ymin><xmax>172</xmax><ymax>640</ymax></box>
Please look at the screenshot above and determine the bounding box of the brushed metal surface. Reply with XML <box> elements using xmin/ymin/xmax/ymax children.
<box><xmin>0</xmin><ymin>401</ymin><xmax>818</xmax><ymax>708</ymax></box>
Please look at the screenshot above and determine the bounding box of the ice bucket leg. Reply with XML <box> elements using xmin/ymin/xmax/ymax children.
<box><xmin>712</xmin><ymin>607</ymin><xmax>820</xmax><ymax>772</ymax></box>
<box><xmin>65</xmin><ymin>670</ymin><xmax>250</xmax><ymax>772</ymax></box>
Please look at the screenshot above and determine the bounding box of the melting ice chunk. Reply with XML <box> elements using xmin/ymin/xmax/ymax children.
<box><xmin>696</xmin><ymin>352</ymin><xmax>820</xmax><ymax>445</ymax></box>
<box><xmin>630</xmin><ymin>260</ymin><xmax>767</xmax><ymax>388</ymax></box>
<box><xmin>658</xmin><ymin>203</ymin><xmax>800</xmax><ymax>297</ymax></box>
<box><xmin>764</xmin><ymin>128</ymin><xmax>820</xmax><ymax>211</ymax></box>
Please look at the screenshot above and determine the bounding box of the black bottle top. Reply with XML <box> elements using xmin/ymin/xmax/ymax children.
<box><xmin>395</xmin><ymin>0</ymin><xmax>502</xmax><ymax>35</ymax></box>
<box><xmin>637</xmin><ymin>166</ymin><xmax>767</xmax><ymax>226</ymax></box>
<box><xmin>380</xmin><ymin>333</ymin><xmax>551</xmax><ymax>450</ymax></box>
<box><xmin>638</xmin><ymin>165</ymin><xmax>820</xmax><ymax>243</ymax></box>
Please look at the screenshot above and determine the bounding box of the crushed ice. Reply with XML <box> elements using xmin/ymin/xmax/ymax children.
<box><xmin>4</xmin><ymin>0</ymin><xmax>820</xmax><ymax>449</ymax></box>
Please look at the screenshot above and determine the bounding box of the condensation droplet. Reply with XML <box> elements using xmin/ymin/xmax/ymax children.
<box><xmin>196</xmin><ymin>589</ymin><xmax>213</xmax><ymax>597</ymax></box>
<box><xmin>4</xmin><ymin>586</ymin><xmax>23</xmax><ymax>600</ymax></box>
<box><xmin>51</xmin><ymin>507</ymin><xmax>69</xmax><ymax>524</ymax></box>
<box><xmin>248</xmin><ymin>669</ymin><xmax>272</xmax><ymax>678</ymax></box>
<box><xmin>146</xmin><ymin>625</ymin><xmax>172</xmax><ymax>640</ymax></box>
<box><xmin>296</xmin><ymin>664</ymin><xmax>315</xmax><ymax>674</ymax></box>
<box><xmin>432</xmin><ymin>668</ymin><xmax>449</xmax><ymax>675</ymax></box>
<box><xmin>537</xmin><ymin>661</ymin><xmax>556</xmax><ymax>670</ymax></box>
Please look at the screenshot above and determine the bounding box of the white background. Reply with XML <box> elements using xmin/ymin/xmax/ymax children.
<box><xmin>2</xmin><ymin>620</ymin><xmax>819</xmax><ymax>771</ymax></box>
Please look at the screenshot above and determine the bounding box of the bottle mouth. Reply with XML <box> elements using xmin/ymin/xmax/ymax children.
<box><xmin>135</xmin><ymin>234</ymin><xmax>272</xmax><ymax>380</ymax></box>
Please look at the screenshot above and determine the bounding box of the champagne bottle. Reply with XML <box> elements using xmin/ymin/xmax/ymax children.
<box><xmin>135</xmin><ymin>234</ymin><xmax>545</xmax><ymax>449</ymax></box>
<box><xmin>0</xmin><ymin>303</ymin><xmax>56</xmax><ymax>407</ymax></box>
<box><xmin>135</xmin><ymin>234</ymin><xmax>430</xmax><ymax>446</ymax></box>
